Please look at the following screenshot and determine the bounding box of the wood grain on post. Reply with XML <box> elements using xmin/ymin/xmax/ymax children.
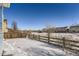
<box><xmin>33</xmin><ymin>34</ymin><xmax>34</xmax><ymax>39</ymax></box>
<box><xmin>48</xmin><ymin>30</ymin><xmax>50</xmax><ymax>43</ymax></box>
<box><xmin>63</xmin><ymin>37</ymin><xmax>66</xmax><ymax>51</ymax></box>
<box><xmin>38</xmin><ymin>35</ymin><xmax>40</xmax><ymax>41</ymax></box>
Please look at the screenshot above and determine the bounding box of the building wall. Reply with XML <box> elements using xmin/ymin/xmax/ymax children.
<box><xmin>70</xmin><ymin>26</ymin><xmax>79</xmax><ymax>32</ymax></box>
<box><xmin>2</xmin><ymin>19</ymin><xmax>8</xmax><ymax>33</ymax></box>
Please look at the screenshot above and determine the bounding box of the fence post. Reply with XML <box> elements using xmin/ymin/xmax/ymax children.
<box><xmin>1</xmin><ymin>50</ymin><xmax>5</xmax><ymax>56</ymax></box>
<box><xmin>28</xmin><ymin>34</ymin><xmax>29</xmax><ymax>38</ymax></box>
<box><xmin>38</xmin><ymin>35</ymin><xmax>40</xmax><ymax>41</ymax></box>
<box><xmin>35</xmin><ymin>35</ymin><xmax>37</xmax><ymax>40</ymax></box>
<box><xmin>62</xmin><ymin>37</ymin><xmax>66</xmax><ymax>51</ymax></box>
<box><xmin>28</xmin><ymin>34</ymin><xmax>31</xmax><ymax>39</ymax></box>
<box><xmin>48</xmin><ymin>32</ymin><xmax>50</xmax><ymax>43</ymax></box>
<box><xmin>33</xmin><ymin>34</ymin><xmax>35</xmax><ymax>39</ymax></box>
<box><xmin>29</xmin><ymin>34</ymin><xmax>31</xmax><ymax>39</ymax></box>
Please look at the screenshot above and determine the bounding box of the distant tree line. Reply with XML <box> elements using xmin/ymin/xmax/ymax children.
<box><xmin>31</xmin><ymin>25</ymin><xmax>79</xmax><ymax>33</ymax></box>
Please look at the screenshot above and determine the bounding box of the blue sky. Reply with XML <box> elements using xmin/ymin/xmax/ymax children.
<box><xmin>4</xmin><ymin>3</ymin><xmax>79</xmax><ymax>30</ymax></box>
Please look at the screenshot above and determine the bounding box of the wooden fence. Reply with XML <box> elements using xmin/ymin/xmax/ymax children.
<box><xmin>4</xmin><ymin>32</ymin><xmax>27</xmax><ymax>39</ymax></box>
<box><xmin>28</xmin><ymin>34</ymin><xmax>79</xmax><ymax>54</ymax></box>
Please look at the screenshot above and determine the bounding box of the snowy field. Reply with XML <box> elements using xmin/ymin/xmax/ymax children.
<box><xmin>2</xmin><ymin>38</ymin><xmax>78</xmax><ymax>56</ymax></box>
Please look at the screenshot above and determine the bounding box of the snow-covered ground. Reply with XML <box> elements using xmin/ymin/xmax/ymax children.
<box><xmin>2</xmin><ymin>38</ymin><xmax>78</xmax><ymax>56</ymax></box>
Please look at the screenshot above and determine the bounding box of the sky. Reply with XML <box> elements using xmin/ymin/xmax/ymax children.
<box><xmin>4</xmin><ymin>3</ymin><xmax>79</xmax><ymax>30</ymax></box>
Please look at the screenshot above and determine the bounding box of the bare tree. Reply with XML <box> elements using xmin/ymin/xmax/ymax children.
<box><xmin>12</xmin><ymin>21</ymin><xmax>18</xmax><ymax>30</ymax></box>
